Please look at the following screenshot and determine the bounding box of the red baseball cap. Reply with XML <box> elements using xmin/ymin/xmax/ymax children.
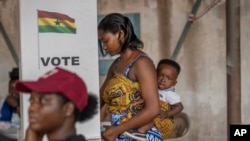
<box><xmin>15</xmin><ymin>67</ymin><xmax>88</xmax><ymax>111</ymax></box>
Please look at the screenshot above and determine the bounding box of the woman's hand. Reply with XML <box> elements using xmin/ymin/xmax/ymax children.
<box><xmin>6</xmin><ymin>95</ymin><xmax>21</xmax><ymax>116</ymax></box>
<box><xmin>24</xmin><ymin>126</ymin><xmax>44</xmax><ymax>141</ymax></box>
<box><xmin>101</xmin><ymin>125</ymin><xmax>120</xmax><ymax>141</ymax></box>
<box><xmin>6</xmin><ymin>95</ymin><xmax>18</xmax><ymax>108</ymax></box>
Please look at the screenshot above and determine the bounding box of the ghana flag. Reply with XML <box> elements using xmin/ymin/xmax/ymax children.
<box><xmin>38</xmin><ymin>10</ymin><xmax>76</xmax><ymax>34</ymax></box>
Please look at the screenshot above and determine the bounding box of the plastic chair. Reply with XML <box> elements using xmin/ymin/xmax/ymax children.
<box><xmin>165</xmin><ymin>112</ymin><xmax>190</xmax><ymax>141</ymax></box>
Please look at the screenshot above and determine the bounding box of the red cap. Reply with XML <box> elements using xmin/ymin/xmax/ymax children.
<box><xmin>15</xmin><ymin>67</ymin><xmax>88</xmax><ymax>111</ymax></box>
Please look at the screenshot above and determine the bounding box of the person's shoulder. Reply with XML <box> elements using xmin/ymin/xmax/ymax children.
<box><xmin>64</xmin><ymin>135</ymin><xmax>86</xmax><ymax>141</ymax></box>
<box><xmin>134</xmin><ymin>53</ymin><xmax>154</xmax><ymax>66</ymax></box>
<box><xmin>0</xmin><ymin>133</ymin><xmax>17</xmax><ymax>141</ymax></box>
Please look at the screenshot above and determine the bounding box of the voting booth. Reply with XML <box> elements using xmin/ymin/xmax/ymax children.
<box><xmin>19</xmin><ymin>0</ymin><xmax>100</xmax><ymax>140</ymax></box>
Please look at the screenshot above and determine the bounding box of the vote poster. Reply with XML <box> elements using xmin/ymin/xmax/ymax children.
<box><xmin>19</xmin><ymin>0</ymin><xmax>100</xmax><ymax>140</ymax></box>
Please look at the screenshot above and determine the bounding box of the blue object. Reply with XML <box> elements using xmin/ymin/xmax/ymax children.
<box><xmin>0</xmin><ymin>101</ymin><xmax>13</xmax><ymax>122</ymax></box>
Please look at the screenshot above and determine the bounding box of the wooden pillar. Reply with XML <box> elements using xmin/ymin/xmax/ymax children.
<box><xmin>226</xmin><ymin>0</ymin><xmax>241</xmax><ymax>140</ymax></box>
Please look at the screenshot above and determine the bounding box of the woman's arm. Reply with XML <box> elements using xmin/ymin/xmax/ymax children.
<box><xmin>100</xmin><ymin>103</ymin><xmax>109</xmax><ymax>121</ymax></box>
<box><xmin>131</xmin><ymin>56</ymin><xmax>160</xmax><ymax>125</ymax></box>
<box><xmin>24</xmin><ymin>126</ymin><xmax>44</xmax><ymax>141</ymax></box>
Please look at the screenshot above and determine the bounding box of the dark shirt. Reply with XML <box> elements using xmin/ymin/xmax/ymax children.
<box><xmin>64</xmin><ymin>135</ymin><xmax>86</xmax><ymax>141</ymax></box>
<box><xmin>0</xmin><ymin>133</ymin><xmax>17</xmax><ymax>141</ymax></box>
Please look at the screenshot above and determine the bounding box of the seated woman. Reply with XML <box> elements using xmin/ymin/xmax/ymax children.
<box><xmin>0</xmin><ymin>68</ymin><xmax>20</xmax><ymax>127</ymax></box>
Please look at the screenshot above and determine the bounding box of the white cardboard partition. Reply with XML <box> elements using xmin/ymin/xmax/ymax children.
<box><xmin>19</xmin><ymin>0</ymin><xmax>100</xmax><ymax>140</ymax></box>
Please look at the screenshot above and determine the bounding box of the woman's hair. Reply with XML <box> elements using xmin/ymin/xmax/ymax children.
<box><xmin>58</xmin><ymin>93</ymin><xmax>98</xmax><ymax>122</ymax></box>
<box><xmin>98</xmin><ymin>13</ymin><xmax>143</xmax><ymax>52</ymax></box>
<box><xmin>9</xmin><ymin>67</ymin><xmax>19</xmax><ymax>81</ymax></box>
<box><xmin>9</xmin><ymin>67</ymin><xmax>19</xmax><ymax>86</ymax></box>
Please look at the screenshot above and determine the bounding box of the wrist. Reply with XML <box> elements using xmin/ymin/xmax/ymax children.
<box><xmin>117</xmin><ymin>124</ymin><xmax>127</xmax><ymax>135</ymax></box>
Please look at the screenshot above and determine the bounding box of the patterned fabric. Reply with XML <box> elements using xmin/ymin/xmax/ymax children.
<box><xmin>102</xmin><ymin>73</ymin><xmax>144</xmax><ymax>120</ymax></box>
<box><xmin>110</xmin><ymin>112</ymin><xmax>163</xmax><ymax>141</ymax></box>
<box><xmin>102</xmin><ymin>72</ymin><xmax>163</xmax><ymax>140</ymax></box>
<box><xmin>154</xmin><ymin>100</ymin><xmax>175</xmax><ymax>139</ymax></box>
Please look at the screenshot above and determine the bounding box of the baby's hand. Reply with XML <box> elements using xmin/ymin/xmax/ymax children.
<box><xmin>159</xmin><ymin>110</ymin><xmax>168</xmax><ymax>119</ymax></box>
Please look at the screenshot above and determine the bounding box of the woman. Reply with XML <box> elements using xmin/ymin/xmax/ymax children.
<box><xmin>0</xmin><ymin>68</ymin><xmax>20</xmax><ymax>124</ymax></box>
<box><xmin>99</xmin><ymin>13</ymin><xmax>163</xmax><ymax>141</ymax></box>
<box><xmin>14</xmin><ymin>67</ymin><xmax>98</xmax><ymax>141</ymax></box>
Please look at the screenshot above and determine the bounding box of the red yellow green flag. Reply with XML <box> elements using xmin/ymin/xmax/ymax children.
<box><xmin>38</xmin><ymin>10</ymin><xmax>76</xmax><ymax>34</ymax></box>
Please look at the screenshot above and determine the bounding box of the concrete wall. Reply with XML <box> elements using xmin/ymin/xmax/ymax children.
<box><xmin>241</xmin><ymin>0</ymin><xmax>250</xmax><ymax>124</ymax></box>
<box><xmin>0</xmin><ymin>0</ymin><xmax>19</xmax><ymax>98</ymax></box>
<box><xmin>0</xmin><ymin>0</ymin><xmax>249</xmax><ymax>141</ymax></box>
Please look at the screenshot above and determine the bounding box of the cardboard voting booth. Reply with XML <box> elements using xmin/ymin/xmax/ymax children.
<box><xmin>19</xmin><ymin>0</ymin><xmax>100</xmax><ymax>140</ymax></box>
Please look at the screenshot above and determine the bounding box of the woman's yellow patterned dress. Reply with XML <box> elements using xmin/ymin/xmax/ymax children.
<box><xmin>102</xmin><ymin>54</ymin><xmax>163</xmax><ymax>141</ymax></box>
<box><xmin>102</xmin><ymin>72</ymin><xmax>144</xmax><ymax>123</ymax></box>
